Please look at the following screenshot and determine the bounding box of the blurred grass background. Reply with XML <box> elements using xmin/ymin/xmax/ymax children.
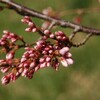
<box><xmin>0</xmin><ymin>0</ymin><xmax>100</xmax><ymax>100</ymax></box>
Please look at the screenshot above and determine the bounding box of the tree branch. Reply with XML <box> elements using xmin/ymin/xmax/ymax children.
<box><xmin>0</xmin><ymin>0</ymin><xmax>100</xmax><ymax>36</ymax></box>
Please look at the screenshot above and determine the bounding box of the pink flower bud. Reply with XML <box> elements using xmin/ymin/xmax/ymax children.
<box><xmin>1</xmin><ymin>75</ymin><xmax>10</xmax><ymax>85</ymax></box>
<box><xmin>23</xmin><ymin>62</ymin><xmax>30</xmax><ymax>68</ymax></box>
<box><xmin>44</xmin><ymin>30</ymin><xmax>50</xmax><ymax>35</ymax></box>
<box><xmin>21</xmin><ymin>19</ymin><xmax>25</xmax><ymax>23</ymax></box>
<box><xmin>36</xmin><ymin>40</ymin><xmax>44</xmax><ymax>46</ymax></box>
<box><xmin>6</xmin><ymin>52</ymin><xmax>14</xmax><ymax>60</ymax></box>
<box><xmin>42</xmin><ymin>36</ymin><xmax>48</xmax><ymax>40</ymax></box>
<box><xmin>30</xmin><ymin>62</ymin><xmax>35</xmax><ymax>68</ymax></box>
<box><xmin>28</xmin><ymin>22</ymin><xmax>34</xmax><ymax>27</ymax></box>
<box><xmin>24</xmin><ymin>16</ymin><xmax>30</xmax><ymax>20</ymax></box>
<box><xmin>66</xmin><ymin>58</ymin><xmax>74</xmax><ymax>65</ymax></box>
<box><xmin>29</xmin><ymin>53</ymin><xmax>35</xmax><ymax>57</ymax></box>
<box><xmin>18</xmin><ymin>63</ymin><xmax>24</xmax><ymax>68</ymax></box>
<box><xmin>39</xmin><ymin>57</ymin><xmax>45</xmax><ymax>63</ymax></box>
<box><xmin>59</xmin><ymin>47</ymin><xmax>69</xmax><ymax>55</ymax></box>
<box><xmin>22</xmin><ymin>68</ymin><xmax>28</xmax><ymax>76</ymax></box>
<box><xmin>25</xmin><ymin>27</ymin><xmax>32</xmax><ymax>32</ymax></box>
<box><xmin>18</xmin><ymin>68</ymin><xmax>23</xmax><ymax>73</ymax></box>
<box><xmin>67</xmin><ymin>52</ymin><xmax>72</xmax><ymax>57</ymax></box>
<box><xmin>49</xmin><ymin>34</ymin><xmax>55</xmax><ymax>38</ymax></box>
<box><xmin>21</xmin><ymin>57</ymin><xmax>27</xmax><ymax>63</ymax></box>
<box><xmin>40</xmin><ymin>62</ymin><xmax>46</xmax><ymax>68</ymax></box>
<box><xmin>0</xmin><ymin>60</ymin><xmax>7</xmax><ymax>66</ymax></box>
<box><xmin>42</xmin><ymin>50</ymin><xmax>47</xmax><ymax>55</ymax></box>
<box><xmin>49</xmin><ymin>50</ymin><xmax>53</xmax><ymax>54</ymax></box>
<box><xmin>62</xmin><ymin>36</ymin><xmax>66</xmax><ymax>40</ymax></box>
<box><xmin>1</xmin><ymin>67</ymin><xmax>10</xmax><ymax>73</ymax></box>
<box><xmin>10</xmin><ymin>73</ymin><xmax>16</xmax><ymax>82</ymax></box>
<box><xmin>46</xmin><ymin>62</ymin><xmax>50</xmax><ymax>67</ymax></box>
<box><xmin>11</xmin><ymin>38</ymin><xmax>17</xmax><ymax>42</ymax></box>
<box><xmin>61</xmin><ymin>59</ymin><xmax>68</xmax><ymax>67</ymax></box>
<box><xmin>3</xmin><ymin>30</ymin><xmax>9</xmax><ymax>34</ymax></box>
<box><xmin>0</xmin><ymin>41</ymin><xmax>7</xmax><ymax>46</ymax></box>
<box><xmin>32</xmin><ymin>28</ymin><xmax>37</xmax><ymax>33</ymax></box>
<box><xmin>34</xmin><ymin>66</ymin><xmax>40</xmax><ymax>72</ymax></box>
<box><xmin>46</xmin><ymin>56</ymin><xmax>51</xmax><ymax>62</ymax></box>
<box><xmin>57</xmin><ymin>36</ymin><xmax>62</xmax><ymax>40</ymax></box>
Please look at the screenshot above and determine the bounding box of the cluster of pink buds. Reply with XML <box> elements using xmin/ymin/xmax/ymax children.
<box><xmin>0</xmin><ymin>16</ymin><xmax>74</xmax><ymax>85</ymax></box>
<box><xmin>0</xmin><ymin>30</ymin><xmax>21</xmax><ymax>47</ymax></box>
<box><xmin>21</xmin><ymin>16</ymin><xmax>38</xmax><ymax>33</ymax></box>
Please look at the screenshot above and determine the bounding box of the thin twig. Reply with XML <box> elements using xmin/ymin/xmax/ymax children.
<box><xmin>47</xmin><ymin>21</ymin><xmax>57</xmax><ymax>30</ymax></box>
<box><xmin>69</xmin><ymin>26</ymin><xmax>81</xmax><ymax>40</ymax></box>
<box><xmin>70</xmin><ymin>33</ymin><xmax>93</xmax><ymax>47</ymax></box>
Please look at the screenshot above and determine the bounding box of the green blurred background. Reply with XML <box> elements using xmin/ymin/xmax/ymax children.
<box><xmin>0</xmin><ymin>0</ymin><xmax>100</xmax><ymax>100</ymax></box>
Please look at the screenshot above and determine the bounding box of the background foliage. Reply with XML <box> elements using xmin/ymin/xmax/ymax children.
<box><xmin>0</xmin><ymin>0</ymin><xmax>100</xmax><ymax>100</ymax></box>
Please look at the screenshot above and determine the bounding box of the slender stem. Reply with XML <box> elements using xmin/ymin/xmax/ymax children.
<box><xmin>47</xmin><ymin>21</ymin><xmax>57</xmax><ymax>30</ymax></box>
<box><xmin>70</xmin><ymin>33</ymin><xmax>93</xmax><ymax>47</ymax></box>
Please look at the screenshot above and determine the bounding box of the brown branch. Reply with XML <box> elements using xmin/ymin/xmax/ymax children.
<box><xmin>0</xmin><ymin>0</ymin><xmax>100</xmax><ymax>36</ymax></box>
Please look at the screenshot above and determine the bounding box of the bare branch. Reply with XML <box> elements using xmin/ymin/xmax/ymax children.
<box><xmin>0</xmin><ymin>0</ymin><xmax>100</xmax><ymax>36</ymax></box>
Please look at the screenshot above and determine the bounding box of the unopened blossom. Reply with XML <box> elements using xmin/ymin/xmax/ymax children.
<box><xmin>1</xmin><ymin>67</ymin><xmax>10</xmax><ymax>73</ymax></box>
<box><xmin>61</xmin><ymin>58</ymin><xmax>68</xmax><ymax>67</ymax></box>
<box><xmin>59</xmin><ymin>47</ymin><xmax>69</xmax><ymax>55</ymax></box>
<box><xmin>21</xmin><ymin>16</ymin><xmax>38</xmax><ymax>33</ymax></box>
<box><xmin>1</xmin><ymin>72</ymin><xmax>17</xmax><ymax>85</ymax></box>
<box><xmin>1</xmin><ymin>75</ymin><xmax>10</xmax><ymax>85</ymax></box>
<box><xmin>6</xmin><ymin>52</ymin><xmax>15</xmax><ymax>60</ymax></box>
<box><xmin>60</xmin><ymin>57</ymin><xmax>74</xmax><ymax>67</ymax></box>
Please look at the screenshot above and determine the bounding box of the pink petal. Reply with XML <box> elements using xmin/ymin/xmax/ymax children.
<box><xmin>66</xmin><ymin>58</ymin><xmax>74</xmax><ymax>65</ymax></box>
<box><xmin>59</xmin><ymin>47</ymin><xmax>69</xmax><ymax>55</ymax></box>
<box><xmin>61</xmin><ymin>59</ymin><xmax>68</xmax><ymax>67</ymax></box>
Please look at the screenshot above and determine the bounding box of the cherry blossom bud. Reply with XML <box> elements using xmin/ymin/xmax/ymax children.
<box><xmin>18</xmin><ymin>68</ymin><xmax>23</xmax><ymax>73</ymax></box>
<box><xmin>30</xmin><ymin>62</ymin><xmax>35</xmax><ymax>68</ymax></box>
<box><xmin>42</xmin><ymin>50</ymin><xmax>47</xmax><ymax>54</ymax></box>
<box><xmin>18</xmin><ymin>63</ymin><xmax>24</xmax><ymax>68</ymax></box>
<box><xmin>10</xmin><ymin>73</ymin><xmax>16</xmax><ymax>82</ymax></box>
<box><xmin>21</xmin><ymin>57</ymin><xmax>27</xmax><ymax>63</ymax></box>
<box><xmin>46</xmin><ymin>62</ymin><xmax>50</xmax><ymax>67</ymax></box>
<box><xmin>59</xmin><ymin>47</ymin><xmax>69</xmax><ymax>55</ymax></box>
<box><xmin>49</xmin><ymin>50</ymin><xmax>53</xmax><ymax>54</ymax></box>
<box><xmin>25</xmin><ymin>27</ymin><xmax>32</xmax><ymax>32</ymax></box>
<box><xmin>22</xmin><ymin>68</ymin><xmax>28</xmax><ymax>76</ymax></box>
<box><xmin>3</xmin><ymin>30</ymin><xmax>9</xmax><ymax>34</ymax></box>
<box><xmin>23</xmin><ymin>62</ymin><xmax>30</xmax><ymax>68</ymax></box>
<box><xmin>1</xmin><ymin>75</ymin><xmax>10</xmax><ymax>85</ymax></box>
<box><xmin>46</xmin><ymin>56</ymin><xmax>51</xmax><ymax>62</ymax></box>
<box><xmin>67</xmin><ymin>52</ymin><xmax>72</xmax><ymax>57</ymax></box>
<box><xmin>0</xmin><ymin>60</ymin><xmax>7</xmax><ymax>65</ymax></box>
<box><xmin>34</xmin><ymin>66</ymin><xmax>40</xmax><ymax>72</ymax></box>
<box><xmin>32</xmin><ymin>28</ymin><xmax>37</xmax><ymax>33</ymax></box>
<box><xmin>11</xmin><ymin>38</ymin><xmax>17</xmax><ymax>42</ymax></box>
<box><xmin>44</xmin><ymin>30</ymin><xmax>50</xmax><ymax>35</ymax></box>
<box><xmin>42</xmin><ymin>36</ymin><xmax>48</xmax><ymax>40</ymax></box>
<box><xmin>39</xmin><ymin>57</ymin><xmax>45</xmax><ymax>63</ymax></box>
<box><xmin>40</xmin><ymin>62</ymin><xmax>46</xmax><ymax>68</ymax></box>
<box><xmin>1</xmin><ymin>67</ymin><xmax>10</xmax><ymax>73</ymax></box>
<box><xmin>61</xmin><ymin>58</ymin><xmax>68</xmax><ymax>67</ymax></box>
<box><xmin>6</xmin><ymin>52</ymin><xmax>14</xmax><ymax>60</ymax></box>
<box><xmin>49</xmin><ymin>34</ymin><xmax>55</xmax><ymax>38</ymax></box>
<box><xmin>28</xmin><ymin>22</ymin><xmax>34</xmax><ymax>27</ymax></box>
<box><xmin>0</xmin><ymin>40</ymin><xmax>7</xmax><ymax>46</ymax></box>
<box><xmin>66</xmin><ymin>58</ymin><xmax>74</xmax><ymax>65</ymax></box>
